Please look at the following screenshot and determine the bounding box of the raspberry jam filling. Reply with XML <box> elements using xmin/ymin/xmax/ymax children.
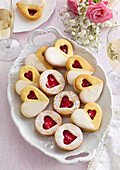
<box><xmin>28</xmin><ymin>9</ymin><xmax>37</xmax><ymax>16</ymax></box>
<box><xmin>87</xmin><ymin>109</ymin><xmax>96</xmax><ymax>120</ymax></box>
<box><xmin>27</xmin><ymin>91</ymin><xmax>38</xmax><ymax>100</ymax></box>
<box><xmin>46</xmin><ymin>74</ymin><xmax>59</xmax><ymax>88</ymax></box>
<box><xmin>60</xmin><ymin>96</ymin><xmax>73</xmax><ymax>108</ymax></box>
<box><xmin>60</xmin><ymin>45</ymin><xmax>68</xmax><ymax>54</ymax></box>
<box><xmin>82</xmin><ymin>79</ymin><xmax>92</xmax><ymax>87</ymax></box>
<box><xmin>63</xmin><ymin>130</ymin><xmax>77</xmax><ymax>145</ymax></box>
<box><xmin>72</xmin><ymin>60</ymin><xmax>82</xmax><ymax>69</ymax></box>
<box><xmin>24</xmin><ymin>71</ymin><xmax>33</xmax><ymax>81</ymax></box>
<box><xmin>43</xmin><ymin>116</ymin><xmax>57</xmax><ymax>130</ymax></box>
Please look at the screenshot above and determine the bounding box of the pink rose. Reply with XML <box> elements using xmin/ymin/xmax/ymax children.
<box><xmin>86</xmin><ymin>0</ymin><xmax>113</xmax><ymax>23</ymax></box>
<box><xmin>67</xmin><ymin>0</ymin><xmax>80</xmax><ymax>15</ymax></box>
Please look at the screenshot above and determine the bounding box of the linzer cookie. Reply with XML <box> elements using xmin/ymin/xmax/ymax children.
<box><xmin>53</xmin><ymin>91</ymin><xmax>80</xmax><ymax>116</ymax></box>
<box><xmin>45</xmin><ymin>39</ymin><xmax>73</xmax><ymax>67</ymax></box>
<box><xmin>71</xmin><ymin>102</ymin><xmax>102</xmax><ymax>132</ymax></box>
<box><xmin>39</xmin><ymin>69</ymin><xmax>65</xmax><ymax>95</ymax></box>
<box><xmin>16</xmin><ymin>0</ymin><xmax>45</xmax><ymax>21</ymax></box>
<box><xmin>55</xmin><ymin>123</ymin><xmax>83</xmax><ymax>151</ymax></box>
<box><xmin>65</xmin><ymin>55</ymin><xmax>94</xmax><ymax>85</ymax></box>
<box><xmin>25</xmin><ymin>47</ymin><xmax>53</xmax><ymax>72</ymax></box>
<box><xmin>35</xmin><ymin>110</ymin><xmax>62</xmax><ymax>136</ymax></box>
<box><xmin>20</xmin><ymin>86</ymin><xmax>49</xmax><ymax>118</ymax></box>
<box><xmin>73</xmin><ymin>74</ymin><xmax>103</xmax><ymax>104</ymax></box>
<box><xmin>15</xmin><ymin>65</ymin><xmax>40</xmax><ymax>95</ymax></box>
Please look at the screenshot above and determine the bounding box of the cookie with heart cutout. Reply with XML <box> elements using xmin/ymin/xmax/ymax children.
<box><xmin>25</xmin><ymin>47</ymin><xmax>53</xmax><ymax>72</ymax></box>
<box><xmin>16</xmin><ymin>0</ymin><xmax>45</xmax><ymax>21</ymax></box>
<box><xmin>21</xmin><ymin>86</ymin><xmax>49</xmax><ymax>118</ymax></box>
<box><xmin>73</xmin><ymin>74</ymin><xmax>103</xmax><ymax>104</ymax></box>
<box><xmin>53</xmin><ymin>91</ymin><xmax>80</xmax><ymax>116</ymax></box>
<box><xmin>71</xmin><ymin>102</ymin><xmax>102</xmax><ymax>132</ymax></box>
<box><xmin>35</xmin><ymin>110</ymin><xmax>62</xmax><ymax>136</ymax></box>
<box><xmin>45</xmin><ymin>39</ymin><xmax>73</xmax><ymax>67</ymax></box>
<box><xmin>39</xmin><ymin>69</ymin><xmax>65</xmax><ymax>95</ymax></box>
<box><xmin>15</xmin><ymin>65</ymin><xmax>40</xmax><ymax>95</ymax></box>
<box><xmin>65</xmin><ymin>55</ymin><xmax>94</xmax><ymax>85</ymax></box>
<box><xmin>54</xmin><ymin>123</ymin><xmax>83</xmax><ymax>151</ymax></box>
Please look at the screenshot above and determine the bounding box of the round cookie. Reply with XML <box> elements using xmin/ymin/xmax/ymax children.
<box><xmin>25</xmin><ymin>46</ymin><xmax>53</xmax><ymax>72</ymax></box>
<box><xmin>15</xmin><ymin>65</ymin><xmax>40</xmax><ymax>95</ymax></box>
<box><xmin>39</xmin><ymin>69</ymin><xmax>65</xmax><ymax>95</ymax></box>
<box><xmin>71</xmin><ymin>102</ymin><xmax>102</xmax><ymax>132</ymax></box>
<box><xmin>21</xmin><ymin>86</ymin><xmax>49</xmax><ymax>118</ymax></box>
<box><xmin>55</xmin><ymin>123</ymin><xmax>83</xmax><ymax>151</ymax></box>
<box><xmin>35</xmin><ymin>110</ymin><xmax>62</xmax><ymax>136</ymax></box>
<box><xmin>53</xmin><ymin>91</ymin><xmax>80</xmax><ymax>116</ymax></box>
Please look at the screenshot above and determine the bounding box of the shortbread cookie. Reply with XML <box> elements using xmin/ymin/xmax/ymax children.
<box><xmin>65</xmin><ymin>55</ymin><xmax>94</xmax><ymax>85</ymax></box>
<box><xmin>16</xmin><ymin>0</ymin><xmax>45</xmax><ymax>21</ymax></box>
<box><xmin>71</xmin><ymin>102</ymin><xmax>102</xmax><ymax>132</ymax></box>
<box><xmin>55</xmin><ymin>123</ymin><xmax>83</xmax><ymax>151</ymax></box>
<box><xmin>21</xmin><ymin>86</ymin><xmax>49</xmax><ymax>118</ymax></box>
<box><xmin>45</xmin><ymin>39</ymin><xmax>73</xmax><ymax>67</ymax></box>
<box><xmin>54</xmin><ymin>39</ymin><xmax>73</xmax><ymax>59</ymax></box>
<box><xmin>53</xmin><ymin>91</ymin><xmax>80</xmax><ymax>116</ymax></box>
<box><xmin>25</xmin><ymin>47</ymin><xmax>53</xmax><ymax>72</ymax></box>
<box><xmin>15</xmin><ymin>65</ymin><xmax>40</xmax><ymax>95</ymax></box>
<box><xmin>39</xmin><ymin>69</ymin><xmax>65</xmax><ymax>95</ymax></box>
<box><xmin>73</xmin><ymin>74</ymin><xmax>103</xmax><ymax>104</ymax></box>
<box><xmin>35</xmin><ymin>110</ymin><xmax>62</xmax><ymax>136</ymax></box>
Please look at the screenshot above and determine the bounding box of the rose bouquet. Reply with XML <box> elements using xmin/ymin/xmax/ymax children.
<box><xmin>59</xmin><ymin>0</ymin><xmax>116</xmax><ymax>51</ymax></box>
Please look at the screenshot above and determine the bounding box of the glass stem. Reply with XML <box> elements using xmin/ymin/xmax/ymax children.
<box><xmin>3</xmin><ymin>39</ymin><xmax>11</xmax><ymax>48</ymax></box>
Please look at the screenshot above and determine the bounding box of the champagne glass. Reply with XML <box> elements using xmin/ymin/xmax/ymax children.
<box><xmin>0</xmin><ymin>0</ymin><xmax>21</xmax><ymax>61</ymax></box>
<box><xmin>107</xmin><ymin>25</ymin><xmax>120</xmax><ymax>94</ymax></box>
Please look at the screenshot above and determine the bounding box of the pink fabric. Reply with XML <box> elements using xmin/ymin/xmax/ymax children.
<box><xmin>86</xmin><ymin>0</ymin><xmax>113</xmax><ymax>23</ymax></box>
<box><xmin>67</xmin><ymin>0</ymin><xmax>80</xmax><ymax>15</ymax></box>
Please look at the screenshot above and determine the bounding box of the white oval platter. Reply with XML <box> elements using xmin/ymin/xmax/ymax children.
<box><xmin>13</xmin><ymin>0</ymin><xmax>56</xmax><ymax>33</ymax></box>
<box><xmin>7</xmin><ymin>26</ymin><xmax>113</xmax><ymax>164</ymax></box>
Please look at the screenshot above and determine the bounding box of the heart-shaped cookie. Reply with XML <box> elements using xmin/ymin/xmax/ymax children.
<box><xmin>53</xmin><ymin>91</ymin><xmax>80</xmax><ymax>116</ymax></box>
<box><xmin>65</xmin><ymin>55</ymin><xmax>94</xmax><ymax>85</ymax></box>
<box><xmin>71</xmin><ymin>102</ymin><xmax>102</xmax><ymax>132</ymax></box>
<box><xmin>45</xmin><ymin>39</ymin><xmax>73</xmax><ymax>67</ymax></box>
<box><xmin>25</xmin><ymin>47</ymin><xmax>53</xmax><ymax>72</ymax></box>
<box><xmin>35</xmin><ymin>110</ymin><xmax>62</xmax><ymax>136</ymax></box>
<box><xmin>15</xmin><ymin>65</ymin><xmax>40</xmax><ymax>95</ymax></box>
<box><xmin>55</xmin><ymin>123</ymin><xmax>83</xmax><ymax>151</ymax></box>
<box><xmin>16</xmin><ymin>2</ymin><xmax>43</xmax><ymax>21</ymax></box>
<box><xmin>21</xmin><ymin>86</ymin><xmax>49</xmax><ymax>118</ymax></box>
<box><xmin>73</xmin><ymin>74</ymin><xmax>103</xmax><ymax>104</ymax></box>
<box><xmin>39</xmin><ymin>69</ymin><xmax>65</xmax><ymax>95</ymax></box>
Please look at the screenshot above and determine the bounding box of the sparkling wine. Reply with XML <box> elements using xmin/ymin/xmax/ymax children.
<box><xmin>107</xmin><ymin>39</ymin><xmax>120</xmax><ymax>72</ymax></box>
<box><xmin>0</xmin><ymin>9</ymin><xmax>14</xmax><ymax>40</ymax></box>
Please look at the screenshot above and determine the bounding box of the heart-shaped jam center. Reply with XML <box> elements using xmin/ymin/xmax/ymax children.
<box><xmin>63</xmin><ymin>130</ymin><xmax>77</xmax><ymax>145</ymax></box>
<box><xmin>24</xmin><ymin>71</ymin><xmax>33</xmax><ymax>81</ymax></box>
<box><xmin>60</xmin><ymin>45</ymin><xmax>68</xmax><ymax>54</ymax></box>
<box><xmin>28</xmin><ymin>9</ymin><xmax>37</xmax><ymax>16</ymax></box>
<box><xmin>87</xmin><ymin>109</ymin><xmax>96</xmax><ymax>120</ymax></box>
<box><xmin>27</xmin><ymin>91</ymin><xmax>38</xmax><ymax>100</ymax></box>
<box><xmin>46</xmin><ymin>74</ymin><xmax>59</xmax><ymax>88</ymax></box>
<box><xmin>72</xmin><ymin>60</ymin><xmax>82</xmax><ymax>69</ymax></box>
<box><xmin>43</xmin><ymin>116</ymin><xmax>57</xmax><ymax>129</ymax></box>
<box><xmin>82</xmin><ymin>79</ymin><xmax>92</xmax><ymax>87</ymax></box>
<box><xmin>60</xmin><ymin>96</ymin><xmax>73</xmax><ymax>108</ymax></box>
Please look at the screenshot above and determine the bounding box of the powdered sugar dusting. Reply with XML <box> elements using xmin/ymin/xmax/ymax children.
<box><xmin>53</xmin><ymin>91</ymin><xmax>80</xmax><ymax>115</ymax></box>
<box><xmin>39</xmin><ymin>69</ymin><xmax>65</xmax><ymax>95</ymax></box>
<box><xmin>55</xmin><ymin>123</ymin><xmax>83</xmax><ymax>150</ymax></box>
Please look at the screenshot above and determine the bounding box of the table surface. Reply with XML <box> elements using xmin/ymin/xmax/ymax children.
<box><xmin>0</xmin><ymin>1</ymin><xmax>120</xmax><ymax>170</ymax></box>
